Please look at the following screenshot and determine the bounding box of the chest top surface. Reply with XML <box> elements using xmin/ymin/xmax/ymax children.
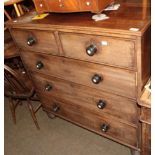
<box><xmin>6</xmin><ymin>1</ymin><xmax>150</xmax><ymax>36</ymax></box>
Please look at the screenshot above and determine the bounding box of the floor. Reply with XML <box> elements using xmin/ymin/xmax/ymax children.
<box><xmin>4</xmin><ymin>97</ymin><xmax>131</xmax><ymax>155</ymax></box>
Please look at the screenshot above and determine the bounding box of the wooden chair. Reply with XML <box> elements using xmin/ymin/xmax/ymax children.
<box><xmin>4</xmin><ymin>64</ymin><xmax>42</xmax><ymax>129</ymax></box>
<box><xmin>4</xmin><ymin>0</ymin><xmax>25</xmax><ymax>18</ymax></box>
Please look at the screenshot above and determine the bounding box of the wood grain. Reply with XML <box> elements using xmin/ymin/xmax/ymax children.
<box><xmin>7</xmin><ymin>2</ymin><xmax>151</xmax><ymax>154</ymax></box>
<box><xmin>33</xmin><ymin>0</ymin><xmax>113</xmax><ymax>14</ymax></box>
<box><xmin>21</xmin><ymin>51</ymin><xmax>137</xmax><ymax>99</ymax></box>
<box><xmin>59</xmin><ymin>32</ymin><xmax>136</xmax><ymax>69</ymax></box>
<box><xmin>11</xmin><ymin>29</ymin><xmax>59</xmax><ymax>55</ymax></box>
<box><xmin>31</xmin><ymin>71</ymin><xmax>138</xmax><ymax>125</ymax></box>
<box><xmin>40</xmin><ymin>94</ymin><xmax>138</xmax><ymax>148</ymax></box>
<box><xmin>6</xmin><ymin>3</ymin><xmax>150</xmax><ymax>37</ymax></box>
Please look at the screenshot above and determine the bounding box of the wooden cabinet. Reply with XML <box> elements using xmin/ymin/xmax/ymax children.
<box><xmin>7</xmin><ymin>1</ymin><xmax>151</xmax><ymax>154</ymax></box>
<box><xmin>33</xmin><ymin>0</ymin><xmax>114</xmax><ymax>14</ymax></box>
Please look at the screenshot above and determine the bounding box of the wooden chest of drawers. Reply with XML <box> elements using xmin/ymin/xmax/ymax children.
<box><xmin>7</xmin><ymin>1</ymin><xmax>151</xmax><ymax>155</ymax></box>
<box><xmin>33</xmin><ymin>0</ymin><xmax>114</xmax><ymax>14</ymax></box>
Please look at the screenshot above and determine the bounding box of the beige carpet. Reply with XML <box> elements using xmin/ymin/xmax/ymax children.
<box><xmin>4</xmin><ymin>97</ymin><xmax>131</xmax><ymax>155</ymax></box>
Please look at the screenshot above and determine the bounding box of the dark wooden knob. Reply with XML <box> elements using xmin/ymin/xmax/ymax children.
<box><xmin>101</xmin><ymin>124</ymin><xmax>109</xmax><ymax>132</ymax></box>
<box><xmin>97</xmin><ymin>100</ymin><xmax>106</xmax><ymax>109</ymax></box>
<box><xmin>92</xmin><ymin>74</ymin><xmax>102</xmax><ymax>84</ymax></box>
<box><xmin>86</xmin><ymin>44</ymin><xmax>97</xmax><ymax>56</ymax></box>
<box><xmin>45</xmin><ymin>84</ymin><xmax>52</xmax><ymax>91</ymax></box>
<box><xmin>53</xmin><ymin>105</ymin><xmax>60</xmax><ymax>112</ymax></box>
<box><xmin>36</xmin><ymin>61</ymin><xmax>43</xmax><ymax>69</ymax></box>
<box><xmin>27</xmin><ymin>37</ymin><xmax>36</xmax><ymax>46</ymax></box>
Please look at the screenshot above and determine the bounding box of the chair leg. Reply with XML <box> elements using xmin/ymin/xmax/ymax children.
<box><xmin>9</xmin><ymin>98</ymin><xmax>16</xmax><ymax>124</ymax></box>
<box><xmin>27</xmin><ymin>99</ymin><xmax>40</xmax><ymax>130</ymax></box>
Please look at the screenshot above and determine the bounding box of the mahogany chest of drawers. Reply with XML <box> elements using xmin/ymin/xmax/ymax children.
<box><xmin>7</xmin><ymin>1</ymin><xmax>151</xmax><ymax>155</ymax></box>
<box><xmin>33</xmin><ymin>0</ymin><xmax>114</xmax><ymax>14</ymax></box>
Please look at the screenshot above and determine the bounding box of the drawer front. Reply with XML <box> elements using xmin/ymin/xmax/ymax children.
<box><xmin>21</xmin><ymin>51</ymin><xmax>136</xmax><ymax>98</ymax></box>
<box><xmin>47</xmin><ymin>0</ymin><xmax>80</xmax><ymax>12</ymax></box>
<box><xmin>31</xmin><ymin>72</ymin><xmax>138</xmax><ymax>125</ymax></box>
<box><xmin>59</xmin><ymin>33</ymin><xmax>135</xmax><ymax>69</ymax></box>
<box><xmin>11</xmin><ymin>29</ymin><xmax>59</xmax><ymax>55</ymax></box>
<box><xmin>40</xmin><ymin>95</ymin><xmax>138</xmax><ymax>148</ymax></box>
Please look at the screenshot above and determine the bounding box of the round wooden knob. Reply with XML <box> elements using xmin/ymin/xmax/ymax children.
<box><xmin>92</xmin><ymin>74</ymin><xmax>102</xmax><ymax>84</ymax></box>
<box><xmin>27</xmin><ymin>37</ymin><xmax>36</xmax><ymax>46</ymax></box>
<box><xmin>101</xmin><ymin>124</ymin><xmax>109</xmax><ymax>132</ymax></box>
<box><xmin>97</xmin><ymin>100</ymin><xmax>106</xmax><ymax>109</ymax></box>
<box><xmin>86</xmin><ymin>44</ymin><xmax>97</xmax><ymax>56</ymax></box>
<box><xmin>45</xmin><ymin>84</ymin><xmax>52</xmax><ymax>91</ymax></box>
<box><xmin>36</xmin><ymin>61</ymin><xmax>44</xmax><ymax>69</ymax></box>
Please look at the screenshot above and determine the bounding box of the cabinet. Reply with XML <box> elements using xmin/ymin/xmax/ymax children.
<box><xmin>33</xmin><ymin>0</ymin><xmax>114</xmax><ymax>14</ymax></box>
<box><xmin>7</xmin><ymin>1</ymin><xmax>151</xmax><ymax>154</ymax></box>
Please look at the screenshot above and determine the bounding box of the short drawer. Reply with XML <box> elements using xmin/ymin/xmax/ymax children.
<box><xmin>59</xmin><ymin>32</ymin><xmax>135</xmax><ymax>69</ymax></box>
<box><xmin>21</xmin><ymin>51</ymin><xmax>137</xmax><ymax>99</ymax></box>
<box><xmin>40</xmin><ymin>95</ymin><xmax>138</xmax><ymax>148</ymax></box>
<box><xmin>47</xmin><ymin>0</ymin><xmax>79</xmax><ymax>12</ymax></box>
<box><xmin>11</xmin><ymin>29</ymin><xmax>59</xmax><ymax>55</ymax></box>
<box><xmin>31</xmin><ymin>72</ymin><xmax>138</xmax><ymax>125</ymax></box>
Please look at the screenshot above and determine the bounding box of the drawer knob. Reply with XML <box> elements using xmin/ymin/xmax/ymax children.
<box><xmin>45</xmin><ymin>84</ymin><xmax>52</xmax><ymax>91</ymax></box>
<box><xmin>92</xmin><ymin>74</ymin><xmax>102</xmax><ymax>84</ymax></box>
<box><xmin>86</xmin><ymin>1</ymin><xmax>91</xmax><ymax>6</ymax></box>
<box><xmin>101</xmin><ymin>124</ymin><xmax>109</xmax><ymax>132</ymax></box>
<box><xmin>53</xmin><ymin>105</ymin><xmax>60</xmax><ymax>112</ymax></box>
<box><xmin>86</xmin><ymin>44</ymin><xmax>97</xmax><ymax>56</ymax></box>
<box><xmin>27</xmin><ymin>37</ymin><xmax>36</xmax><ymax>46</ymax></box>
<box><xmin>59</xmin><ymin>3</ymin><xmax>64</xmax><ymax>7</ymax></box>
<box><xmin>97</xmin><ymin>100</ymin><xmax>106</xmax><ymax>109</ymax></box>
<box><xmin>36</xmin><ymin>61</ymin><xmax>44</xmax><ymax>69</ymax></box>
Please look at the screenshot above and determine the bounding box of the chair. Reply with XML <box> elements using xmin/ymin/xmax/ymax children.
<box><xmin>4</xmin><ymin>64</ymin><xmax>42</xmax><ymax>129</ymax></box>
<box><xmin>4</xmin><ymin>0</ymin><xmax>25</xmax><ymax>18</ymax></box>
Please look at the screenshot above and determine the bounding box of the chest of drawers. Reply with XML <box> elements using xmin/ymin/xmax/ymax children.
<box><xmin>7</xmin><ymin>2</ymin><xmax>151</xmax><ymax>155</ymax></box>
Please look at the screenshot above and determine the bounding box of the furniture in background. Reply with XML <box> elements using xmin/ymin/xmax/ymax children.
<box><xmin>138</xmin><ymin>79</ymin><xmax>151</xmax><ymax>155</ymax></box>
<box><xmin>6</xmin><ymin>0</ymin><xmax>151</xmax><ymax>154</ymax></box>
<box><xmin>4</xmin><ymin>0</ymin><xmax>39</xmax><ymax>104</ymax></box>
<box><xmin>4</xmin><ymin>64</ymin><xmax>42</xmax><ymax>129</ymax></box>
<box><xmin>4</xmin><ymin>28</ymin><xmax>19</xmax><ymax>58</ymax></box>
<box><xmin>33</xmin><ymin>0</ymin><xmax>114</xmax><ymax>14</ymax></box>
<box><xmin>4</xmin><ymin>0</ymin><xmax>25</xmax><ymax>18</ymax></box>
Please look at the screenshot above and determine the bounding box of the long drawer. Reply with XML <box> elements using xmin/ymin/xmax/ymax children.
<box><xmin>59</xmin><ymin>32</ymin><xmax>135</xmax><ymax>69</ymax></box>
<box><xmin>31</xmin><ymin>72</ymin><xmax>138</xmax><ymax>125</ymax></box>
<box><xmin>40</xmin><ymin>95</ymin><xmax>138</xmax><ymax>148</ymax></box>
<box><xmin>11</xmin><ymin>29</ymin><xmax>59</xmax><ymax>55</ymax></box>
<box><xmin>21</xmin><ymin>51</ymin><xmax>137</xmax><ymax>99</ymax></box>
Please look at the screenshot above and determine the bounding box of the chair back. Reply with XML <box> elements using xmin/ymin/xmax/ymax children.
<box><xmin>4</xmin><ymin>64</ymin><xmax>32</xmax><ymax>97</ymax></box>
